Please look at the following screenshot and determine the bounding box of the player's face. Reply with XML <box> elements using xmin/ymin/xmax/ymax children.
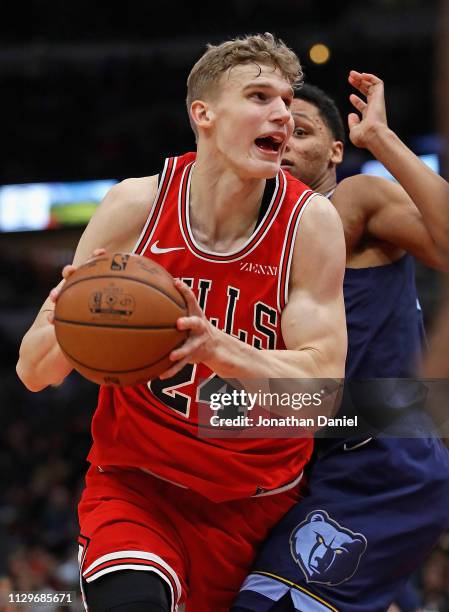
<box><xmin>209</xmin><ymin>64</ymin><xmax>294</xmax><ymax>179</ymax></box>
<box><xmin>281</xmin><ymin>98</ymin><xmax>339</xmax><ymax>189</ymax></box>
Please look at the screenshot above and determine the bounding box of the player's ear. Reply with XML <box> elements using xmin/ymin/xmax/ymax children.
<box><xmin>330</xmin><ymin>140</ymin><xmax>344</xmax><ymax>165</ymax></box>
<box><xmin>190</xmin><ymin>100</ymin><xmax>214</xmax><ymax>132</ymax></box>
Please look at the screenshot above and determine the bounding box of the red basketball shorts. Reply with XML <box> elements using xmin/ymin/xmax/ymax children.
<box><xmin>78</xmin><ymin>465</ymin><xmax>302</xmax><ymax>612</ymax></box>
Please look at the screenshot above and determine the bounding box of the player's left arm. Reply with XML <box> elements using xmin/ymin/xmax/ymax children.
<box><xmin>161</xmin><ymin>196</ymin><xmax>347</xmax><ymax>381</ymax></box>
<box><xmin>347</xmin><ymin>70</ymin><xmax>449</xmax><ymax>269</ymax></box>
<box><xmin>277</xmin><ymin>195</ymin><xmax>348</xmax><ymax>379</ymax></box>
<box><xmin>334</xmin><ymin>174</ymin><xmax>447</xmax><ymax>268</ymax></box>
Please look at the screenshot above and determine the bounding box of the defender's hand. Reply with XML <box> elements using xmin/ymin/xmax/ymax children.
<box><xmin>347</xmin><ymin>71</ymin><xmax>388</xmax><ymax>149</ymax></box>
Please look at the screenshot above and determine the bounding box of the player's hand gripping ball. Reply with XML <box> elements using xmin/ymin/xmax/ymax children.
<box><xmin>54</xmin><ymin>253</ymin><xmax>187</xmax><ymax>386</ymax></box>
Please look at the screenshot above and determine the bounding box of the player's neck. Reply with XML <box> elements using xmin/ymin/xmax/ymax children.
<box><xmin>313</xmin><ymin>169</ymin><xmax>338</xmax><ymax>198</ymax></box>
<box><xmin>189</xmin><ymin>162</ymin><xmax>266</xmax><ymax>252</ymax></box>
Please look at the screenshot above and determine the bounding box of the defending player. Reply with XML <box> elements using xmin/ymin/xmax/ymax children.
<box><xmin>16</xmin><ymin>34</ymin><xmax>347</xmax><ymax>612</ymax></box>
<box><xmin>233</xmin><ymin>73</ymin><xmax>449</xmax><ymax>611</ymax></box>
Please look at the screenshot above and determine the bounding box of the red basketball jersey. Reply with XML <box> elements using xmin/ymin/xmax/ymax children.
<box><xmin>88</xmin><ymin>152</ymin><xmax>318</xmax><ymax>502</ymax></box>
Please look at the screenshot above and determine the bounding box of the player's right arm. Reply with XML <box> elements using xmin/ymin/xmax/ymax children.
<box><xmin>16</xmin><ymin>176</ymin><xmax>158</xmax><ymax>392</ymax></box>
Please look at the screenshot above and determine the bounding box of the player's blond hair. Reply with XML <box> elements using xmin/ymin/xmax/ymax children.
<box><xmin>186</xmin><ymin>32</ymin><xmax>302</xmax><ymax>137</ymax></box>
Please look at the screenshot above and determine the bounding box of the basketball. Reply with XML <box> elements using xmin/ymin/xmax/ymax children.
<box><xmin>54</xmin><ymin>253</ymin><xmax>187</xmax><ymax>386</ymax></box>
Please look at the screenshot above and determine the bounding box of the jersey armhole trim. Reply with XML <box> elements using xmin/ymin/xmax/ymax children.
<box><xmin>133</xmin><ymin>157</ymin><xmax>178</xmax><ymax>255</ymax></box>
<box><xmin>277</xmin><ymin>191</ymin><xmax>317</xmax><ymax>312</ymax></box>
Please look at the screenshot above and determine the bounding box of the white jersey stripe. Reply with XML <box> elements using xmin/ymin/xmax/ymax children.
<box><xmin>282</xmin><ymin>192</ymin><xmax>319</xmax><ymax>309</ymax></box>
<box><xmin>83</xmin><ymin>550</ymin><xmax>181</xmax><ymax>593</ymax></box>
<box><xmin>132</xmin><ymin>157</ymin><xmax>170</xmax><ymax>254</ymax></box>
<box><xmin>132</xmin><ymin>156</ymin><xmax>178</xmax><ymax>255</ymax></box>
<box><xmin>78</xmin><ymin>541</ymin><xmax>89</xmax><ymax>612</ymax></box>
<box><xmin>276</xmin><ymin>190</ymin><xmax>315</xmax><ymax>312</ymax></box>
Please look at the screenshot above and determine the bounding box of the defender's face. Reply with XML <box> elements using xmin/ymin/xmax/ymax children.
<box><xmin>281</xmin><ymin>98</ymin><xmax>337</xmax><ymax>189</ymax></box>
<box><xmin>209</xmin><ymin>63</ymin><xmax>294</xmax><ymax>179</ymax></box>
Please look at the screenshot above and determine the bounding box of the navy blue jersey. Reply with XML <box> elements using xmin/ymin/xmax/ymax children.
<box><xmin>316</xmin><ymin>254</ymin><xmax>428</xmax><ymax>442</ymax></box>
<box><xmin>344</xmin><ymin>254</ymin><xmax>425</xmax><ymax>379</ymax></box>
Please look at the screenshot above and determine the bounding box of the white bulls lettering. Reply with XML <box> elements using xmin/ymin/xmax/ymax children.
<box><xmin>181</xmin><ymin>278</ymin><xmax>278</xmax><ymax>349</ymax></box>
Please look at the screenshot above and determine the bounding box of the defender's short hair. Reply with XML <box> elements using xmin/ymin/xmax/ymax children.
<box><xmin>187</xmin><ymin>32</ymin><xmax>302</xmax><ymax>136</ymax></box>
<box><xmin>295</xmin><ymin>84</ymin><xmax>345</xmax><ymax>143</ymax></box>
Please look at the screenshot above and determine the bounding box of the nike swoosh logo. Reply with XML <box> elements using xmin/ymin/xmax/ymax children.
<box><xmin>150</xmin><ymin>240</ymin><xmax>185</xmax><ymax>255</ymax></box>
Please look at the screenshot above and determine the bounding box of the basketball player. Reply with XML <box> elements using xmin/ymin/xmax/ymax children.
<box><xmin>16</xmin><ymin>34</ymin><xmax>347</xmax><ymax>612</ymax></box>
<box><xmin>233</xmin><ymin>73</ymin><xmax>449</xmax><ymax>611</ymax></box>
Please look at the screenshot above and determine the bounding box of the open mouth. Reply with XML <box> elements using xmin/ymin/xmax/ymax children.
<box><xmin>255</xmin><ymin>134</ymin><xmax>284</xmax><ymax>153</ymax></box>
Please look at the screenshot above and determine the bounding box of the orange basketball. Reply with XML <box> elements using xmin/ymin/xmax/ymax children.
<box><xmin>54</xmin><ymin>253</ymin><xmax>187</xmax><ymax>386</ymax></box>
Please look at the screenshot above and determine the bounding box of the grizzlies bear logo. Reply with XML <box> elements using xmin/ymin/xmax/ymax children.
<box><xmin>290</xmin><ymin>510</ymin><xmax>367</xmax><ymax>586</ymax></box>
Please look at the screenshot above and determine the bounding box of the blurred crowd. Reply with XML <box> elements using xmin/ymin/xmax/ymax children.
<box><xmin>0</xmin><ymin>363</ymin><xmax>96</xmax><ymax>611</ymax></box>
<box><xmin>0</xmin><ymin>243</ymin><xmax>95</xmax><ymax>608</ymax></box>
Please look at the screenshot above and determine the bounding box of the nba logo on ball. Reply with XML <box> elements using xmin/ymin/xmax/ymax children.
<box><xmin>111</xmin><ymin>253</ymin><xmax>130</xmax><ymax>271</ymax></box>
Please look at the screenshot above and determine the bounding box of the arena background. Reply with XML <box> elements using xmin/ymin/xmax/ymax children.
<box><xmin>0</xmin><ymin>1</ymin><xmax>448</xmax><ymax>610</ymax></box>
